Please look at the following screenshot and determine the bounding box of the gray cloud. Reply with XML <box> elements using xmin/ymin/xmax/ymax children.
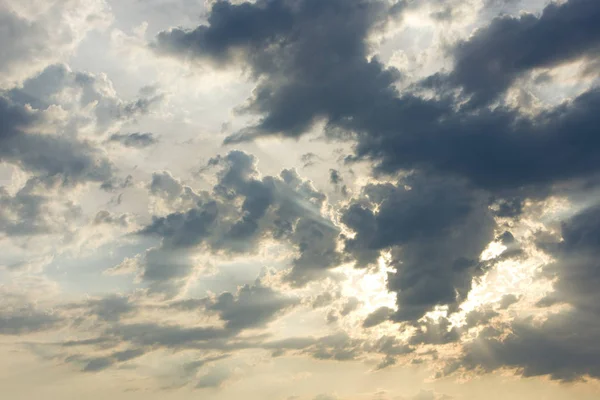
<box><xmin>0</xmin><ymin>309</ymin><xmax>60</xmax><ymax>335</ymax></box>
<box><xmin>85</xmin><ymin>295</ymin><xmax>136</xmax><ymax>322</ymax></box>
<box><xmin>93</xmin><ymin>210</ymin><xmax>129</xmax><ymax>227</ymax></box>
<box><xmin>108</xmin><ymin>132</ymin><xmax>158</xmax><ymax>148</ymax></box>
<box><xmin>153</xmin><ymin>0</ymin><xmax>600</xmax><ymax>325</ymax></box>
<box><xmin>342</xmin><ymin>173</ymin><xmax>495</xmax><ymax>321</ymax></box>
<box><xmin>0</xmin><ymin>292</ymin><xmax>61</xmax><ymax>335</ymax></box>
<box><xmin>329</xmin><ymin>169</ymin><xmax>342</xmax><ymax>185</ymax></box>
<box><xmin>0</xmin><ymin>178</ymin><xmax>60</xmax><ymax>236</ymax></box>
<box><xmin>0</xmin><ymin>93</ymin><xmax>108</xmax><ymax>183</ymax></box>
<box><xmin>155</xmin><ymin>0</ymin><xmax>600</xmax><ymax>201</ymax></box>
<box><xmin>0</xmin><ymin>0</ymin><xmax>110</xmax><ymax>87</ymax></box>
<box><xmin>363</xmin><ymin>307</ymin><xmax>394</xmax><ymax>328</ymax></box>
<box><xmin>458</xmin><ymin>204</ymin><xmax>600</xmax><ymax>381</ymax></box>
<box><xmin>9</xmin><ymin>63</ymin><xmax>164</xmax><ymax>135</ymax></box>
<box><xmin>136</xmin><ymin>150</ymin><xmax>341</xmax><ymax>293</ymax></box>
<box><xmin>451</xmin><ymin>0</ymin><xmax>600</xmax><ymax>106</ymax></box>
<box><xmin>207</xmin><ymin>282</ymin><xmax>299</xmax><ymax>331</ymax></box>
<box><xmin>409</xmin><ymin>318</ymin><xmax>461</xmax><ymax>346</ymax></box>
<box><xmin>498</xmin><ymin>294</ymin><xmax>520</xmax><ymax>310</ymax></box>
<box><xmin>155</xmin><ymin>0</ymin><xmax>401</xmax><ymax>142</ymax></box>
<box><xmin>0</xmin><ymin>62</ymin><xmax>162</xmax><ymax>189</ymax></box>
<box><xmin>81</xmin><ymin>348</ymin><xmax>146</xmax><ymax>372</ymax></box>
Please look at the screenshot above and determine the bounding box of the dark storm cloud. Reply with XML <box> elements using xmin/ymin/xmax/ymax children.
<box><xmin>354</xmin><ymin>87</ymin><xmax>600</xmax><ymax>194</ymax></box>
<box><xmin>156</xmin><ymin>0</ymin><xmax>600</xmax><ymax>198</ymax></box>
<box><xmin>155</xmin><ymin>0</ymin><xmax>401</xmax><ymax>141</ymax></box>
<box><xmin>108</xmin><ymin>132</ymin><xmax>158</xmax><ymax>148</ymax></box>
<box><xmin>458</xmin><ymin>205</ymin><xmax>600</xmax><ymax>381</ymax></box>
<box><xmin>154</xmin><ymin>0</ymin><xmax>600</xmax><ymax>330</ymax></box>
<box><xmin>342</xmin><ymin>173</ymin><xmax>495</xmax><ymax>321</ymax></box>
<box><xmin>451</xmin><ymin>0</ymin><xmax>600</xmax><ymax>106</ymax></box>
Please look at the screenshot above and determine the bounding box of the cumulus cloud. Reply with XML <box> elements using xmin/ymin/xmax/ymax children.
<box><xmin>135</xmin><ymin>150</ymin><xmax>342</xmax><ymax>294</ymax></box>
<box><xmin>0</xmin><ymin>0</ymin><xmax>112</xmax><ymax>87</ymax></box>
<box><xmin>154</xmin><ymin>0</ymin><xmax>402</xmax><ymax>141</ymax></box>
<box><xmin>343</xmin><ymin>172</ymin><xmax>495</xmax><ymax>321</ymax></box>
<box><xmin>9</xmin><ymin>63</ymin><xmax>164</xmax><ymax>136</ymax></box>
<box><xmin>149</xmin><ymin>0</ymin><xmax>600</xmax><ymax>331</ymax></box>
<box><xmin>0</xmin><ymin>94</ymin><xmax>113</xmax><ymax>186</ymax></box>
<box><xmin>451</xmin><ymin>0</ymin><xmax>600</xmax><ymax>106</ymax></box>
<box><xmin>4</xmin><ymin>0</ymin><xmax>600</xmax><ymax>392</ymax></box>
<box><xmin>458</xmin><ymin>204</ymin><xmax>600</xmax><ymax>381</ymax></box>
<box><xmin>0</xmin><ymin>63</ymin><xmax>162</xmax><ymax>189</ymax></box>
<box><xmin>154</xmin><ymin>0</ymin><xmax>600</xmax><ymax>200</ymax></box>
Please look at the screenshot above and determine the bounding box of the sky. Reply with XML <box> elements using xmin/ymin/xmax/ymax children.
<box><xmin>1</xmin><ymin>0</ymin><xmax>600</xmax><ymax>399</ymax></box>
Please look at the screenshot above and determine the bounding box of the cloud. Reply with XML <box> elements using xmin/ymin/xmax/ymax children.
<box><xmin>195</xmin><ymin>366</ymin><xmax>232</xmax><ymax>388</ymax></box>
<box><xmin>0</xmin><ymin>93</ymin><xmax>111</xmax><ymax>185</ymax></box>
<box><xmin>0</xmin><ymin>290</ymin><xmax>61</xmax><ymax>335</ymax></box>
<box><xmin>0</xmin><ymin>0</ymin><xmax>112</xmax><ymax>87</ymax></box>
<box><xmin>0</xmin><ymin>177</ymin><xmax>76</xmax><ymax>236</ymax></box>
<box><xmin>9</xmin><ymin>63</ymin><xmax>164</xmax><ymax>136</ymax></box>
<box><xmin>93</xmin><ymin>210</ymin><xmax>129</xmax><ymax>227</ymax></box>
<box><xmin>0</xmin><ymin>308</ymin><xmax>60</xmax><ymax>335</ymax></box>
<box><xmin>342</xmin><ymin>172</ymin><xmax>495</xmax><ymax>321</ymax></box>
<box><xmin>498</xmin><ymin>294</ymin><xmax>520</xmax><ymax>310</ymax></box>
<box><xmin>81</xmin><ymin>348</ymin><xmax>146</xmax><ymax>372</ymax></box>
<box><xmin>5</xmin><ymin>0</ymin><xmax>600</xmax><ymax>392</ymax></box>
<box><xmin>84</xmin><ymin>295</ymin><xmax>137</xmax><ymax>322</ymax></box>
<box><xmin>154</xmin><ymin>0</ymin><xmax>401</xmax><ymax>141</ymax></box>
<box><xmin>329</xmin><ymin>169</ymin><xmax>342</xmax><ymax>185</ymax></box>
<box><xmin>108</xmin><ymin>132</ymin><xmax>158</xmax><ymax>148</ymax></box>
<box><xmin>155</xmin><ymin>0</ymin><xmax>600</xmax><ymax>200</ymax></box>
<box><xmin>458</xmin><ymin>204</ymin><xmax>600</xmax><ymax>381</ymax></box>
<box><xmin>152</xmin><ymin>0</ymin><xmax>600</xmax><ymax>326</ymax></box>
<box><xmin>136</xmin><ymin>150</ymin><xmax>341</xmax><ymax>294</ymax></box>
<box><xmin>362</xmin><ymin>307</ymin><xmax>394</xmax><ymax>328</ymax></box>
<box><xmin>207</xmin><ymin>282</ymin><xmax>299</xmax><ymax>331</ymax></box>
<box><xmin>48</xmin><ymin>282</ymin><xmax>298</xmax><ymax>374</ymax></box>
<box><xmin>451</xmin><ymin>0</ymin><xmax>600</xmax><ymax>106</ymax></box>
<box><xmin>0</xmin><ymin>63</ymin><xmax>161</xmax><ymax>189</ymax></box>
